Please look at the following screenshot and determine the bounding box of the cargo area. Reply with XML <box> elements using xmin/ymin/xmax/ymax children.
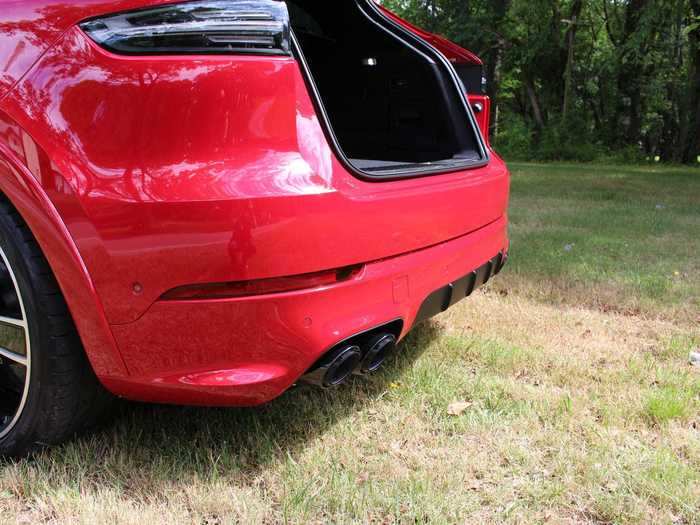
<box><xmin>288</xmin><ymin>0</ymin><xmax>485</xmax><ymax>176</ymax></box>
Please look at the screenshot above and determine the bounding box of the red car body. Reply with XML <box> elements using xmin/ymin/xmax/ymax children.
<box><xmin>0</xmin><ymin>0</ymin><xmax>509</xmax><ymax>406</ymax></box>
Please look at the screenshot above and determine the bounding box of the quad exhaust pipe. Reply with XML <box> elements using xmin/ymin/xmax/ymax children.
<box><xmin>301</xmin><ymin>331</ymin><xmax>398</xmax><ymax>388</ymax></box>
<box><xmin>300</xmin><ymin>344</ymin><xmax>363</xmax><ymax>388</ymax></box>
<box><xmin>356</xmin><ymin>333</ymin><xmax>396</xmax><ymax>375</ymax></box>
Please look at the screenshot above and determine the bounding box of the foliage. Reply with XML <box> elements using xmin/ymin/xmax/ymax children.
<box><xmin>382</xmin><ymin>0</ymin><xmax>700</xmax><ymax>164</ymax></box>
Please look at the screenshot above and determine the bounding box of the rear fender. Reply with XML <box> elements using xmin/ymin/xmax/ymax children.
<box><xmin>0</xmin><ymin>110</ymin><xmax>128</xmax><ymax>378</ymax></box>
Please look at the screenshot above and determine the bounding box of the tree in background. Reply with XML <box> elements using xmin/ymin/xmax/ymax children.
<box><xmin>382</xmin><ymin>0</ymin><xmax>700</xmax><ymax>163</ymax></box>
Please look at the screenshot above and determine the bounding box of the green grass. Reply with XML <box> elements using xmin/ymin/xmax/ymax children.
<box><xmin>496</xmin><ymin>162</ymin><xmax>700</xmax><ymax>322</ymax></box>
<box><xmin>1</xmin><ymin>163</ymin><xmax>699</xmax><ymax>524</ymax></box>
<box><xmin>644</xmin><ymin>384</ymin><xmax>697</xmax><ymax>425</ymax></box>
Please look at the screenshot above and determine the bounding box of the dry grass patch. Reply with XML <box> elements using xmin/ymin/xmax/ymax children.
<box><xmin>1</xmin><ymin>292</ymin><xmax>698</xmax><ymax>524</ymax></box>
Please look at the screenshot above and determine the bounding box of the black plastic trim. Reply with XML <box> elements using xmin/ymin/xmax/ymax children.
<box><xmin>413</xmin><ymin>251</ymin><xmax>507</xmax><ymax>325</ymax></box>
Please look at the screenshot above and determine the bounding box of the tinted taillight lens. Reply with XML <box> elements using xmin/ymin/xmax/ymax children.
<box><xmin>80</xmin><ymin>0</ymin><xmax>290</xmax><ymax>56</ymax></box>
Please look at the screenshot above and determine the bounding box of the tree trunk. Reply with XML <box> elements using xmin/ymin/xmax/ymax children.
<box><xmin>562</xmin><ymin>0</ymin><xmax>584</xmax><ymax>122</ymax></box>
<box><xmin>486</xmin><ymin>0</ymin><xmax>512</xmax><ymax>138</ymax></box>
<box><xmin>525</xmin><ymin>79</ymin><xmax>546</xmax><ymax>130</ymax></box>
<box><xmin>488</xmin><ymin>36</ymin><xmax>506</xmax><ymax>137</ymax></box>
<box><xmin>616</xmin><ymin>0</ymin><xmax>649</xmax><ymax>147</ymax></box>
<box><xmin>686</xmin><ymin>0</ymin><xmax>700</xmax><ymax>163</ymax></box>
<box><xmin>658</xmin><ymin>3</ymin><xmax>685</xmax><ymax>162</ymax></box>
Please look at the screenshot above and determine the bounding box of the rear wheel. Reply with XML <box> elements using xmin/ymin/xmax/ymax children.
<box><xmin>0</xmin><ymin>244</ymin><xmax>32</xmax><ymax>444</ymax></box>
<box><xmin>0</xmin><ymin>199</ymin><xmax>112</xmax><ymax>457</ymax></box>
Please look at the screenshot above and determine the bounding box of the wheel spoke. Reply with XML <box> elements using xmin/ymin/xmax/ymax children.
<box><xmin>0</xmin><ymin>315</ymin><xmax>25</xmax><ymax>329</ymax></box>
<box><xmin>0</xmin><ymin>346</ymin><xmax>27</xmax><ymax>366</ymax></box>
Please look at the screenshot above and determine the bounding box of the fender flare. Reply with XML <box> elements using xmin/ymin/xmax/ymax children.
<box><xmin>0</xmin><ymin>142</ymin><xmax>129</xmax><ymax>379</ymax></box>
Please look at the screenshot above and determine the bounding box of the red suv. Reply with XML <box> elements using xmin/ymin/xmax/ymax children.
<box><xmin>0</xmin><ymin>0</ymin><xmax>509</xmax><ymax>455</ymax></box>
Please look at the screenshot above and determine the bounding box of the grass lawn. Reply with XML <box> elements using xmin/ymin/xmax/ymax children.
<box><xmin>496</xmin><ymin>163</ymin><xmax>700</xmax><ymax>324</ymax></box>
<box><xmin>1</xmin><ymin>163</ymin><xmax>699</xmax><ymax>524</ymax></box>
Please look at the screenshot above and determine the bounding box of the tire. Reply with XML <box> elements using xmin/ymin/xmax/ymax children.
<box><xmin>0</xmin><ymin>199</ymin><xmax>113</xmax><ymax>457</ymax></box>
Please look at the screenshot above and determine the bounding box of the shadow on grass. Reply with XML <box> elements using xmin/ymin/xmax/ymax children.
<box><xmin>14</xmin><ymin>321</ymin><xmax>442</xmax><ymax>492</ymax></box>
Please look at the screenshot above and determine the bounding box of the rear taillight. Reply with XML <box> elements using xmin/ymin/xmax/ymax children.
<box><xmin>468</xmin><ymin>94</ymin><xmax>491</xmax><ymax>146</ymax></box>
<box><xmin>80</xmin><ymin>0</ymin><xmax>290</xmax><ymax>56</ymax></box>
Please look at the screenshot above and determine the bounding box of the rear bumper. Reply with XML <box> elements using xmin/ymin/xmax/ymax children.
<box><xmin>2</xmin><ymin>26</ymin><xmax>511</xmax><ymax>394</ymax></box>
<box><xmin>102</xmin><ymin>215</ymin><xmax>508</xmax><ymax>406</ymax></box>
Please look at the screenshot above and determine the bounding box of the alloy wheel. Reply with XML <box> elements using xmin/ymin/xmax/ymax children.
<box><xmin>0</xmin><ymin>246</ymin><xmax>30</xmax><ymax>440</ymax></box>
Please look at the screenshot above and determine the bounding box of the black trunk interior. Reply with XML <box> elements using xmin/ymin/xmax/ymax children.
<box><xmin>288</xmin><ymin>1</ymin><xmax>482</xmax><ymax>175</ymax></box>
